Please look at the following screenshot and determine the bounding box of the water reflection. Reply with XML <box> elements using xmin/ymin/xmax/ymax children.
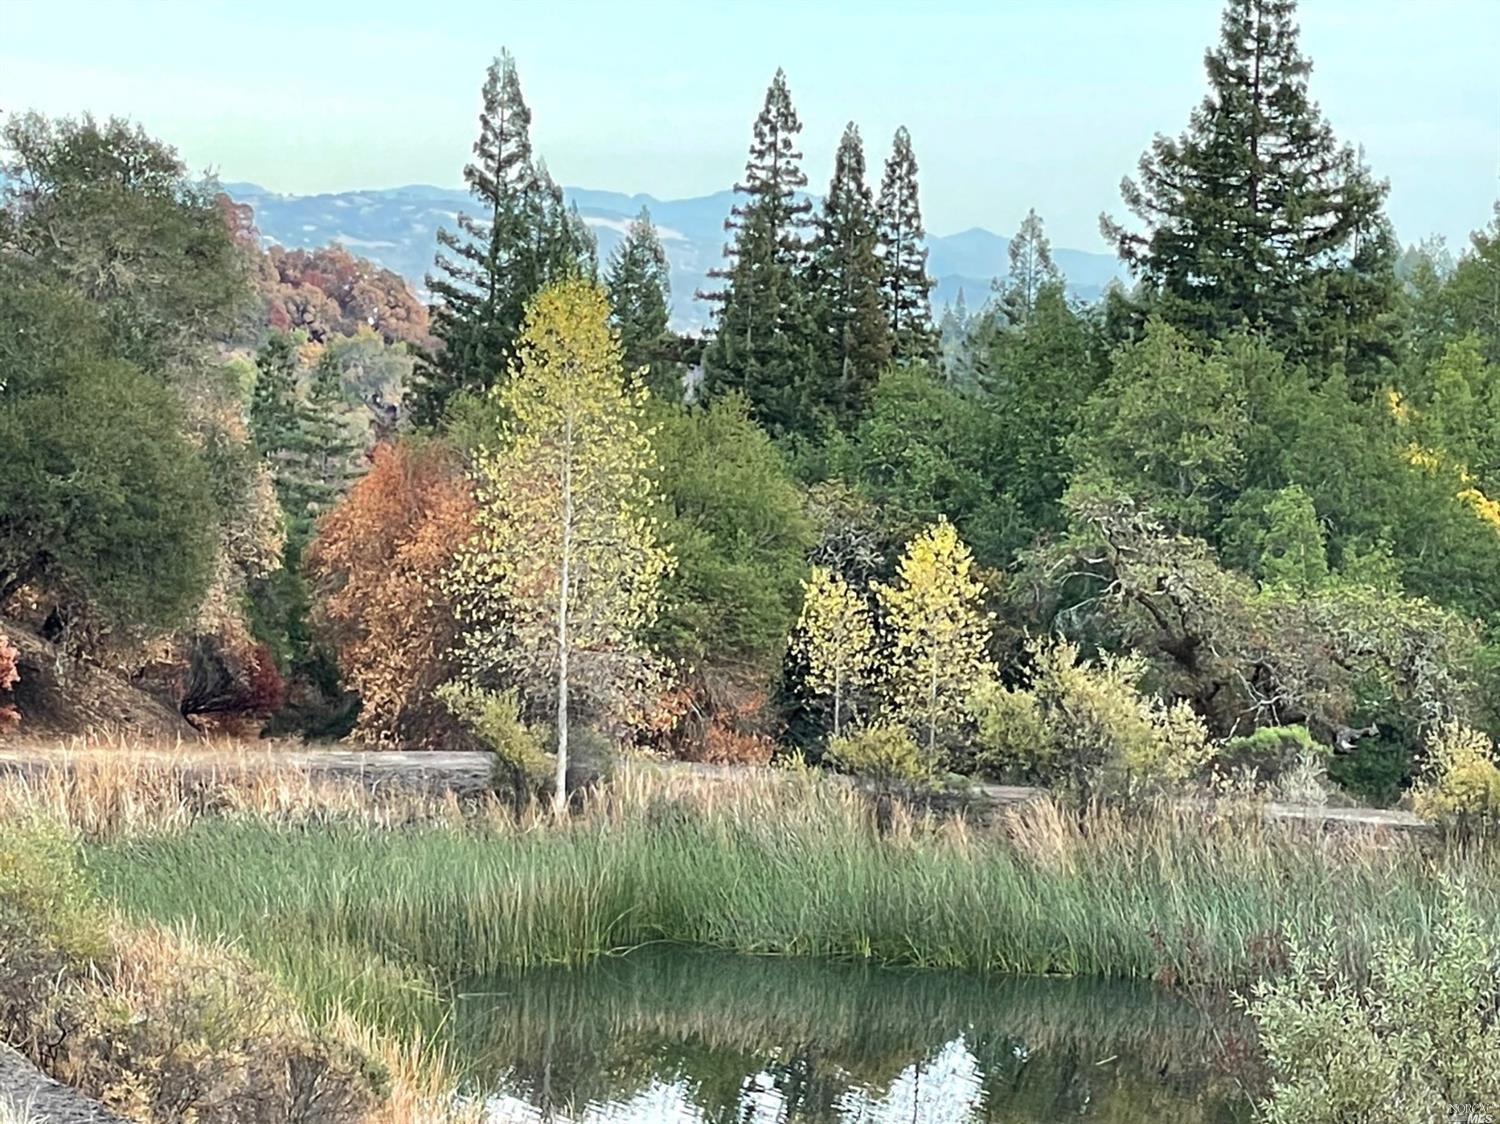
<box><xmin>452</xmin><ymin>948</ymin><xmax>1257</xmax><ymax>1124</ymax></box>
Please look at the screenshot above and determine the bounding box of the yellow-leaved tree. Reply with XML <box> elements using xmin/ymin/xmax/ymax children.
<box><xmin>794</xmin><ymin>565</ymin><xmax>876</xmax><ymax>737</ymax></box>
<box><xmin>451</xmin><ymin>278</ymin><xmax>672</xmax><ymax>812</ymax></box>
<box><xmin>876</xmin><ymin>519</ymin><xmax>995</xmax><ymax>754</ymax></box>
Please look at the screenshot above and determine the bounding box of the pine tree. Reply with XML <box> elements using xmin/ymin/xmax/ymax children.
<box><xmin>606</xmin><ymin>207</ymin><xmax>680</xmax><ymax>401</ymax></box>
<box><xmin>938</xmin><ymin>288</ymin><xmax>973</xmax><ymax>385</ymax></box>
<box><xmin>300</xmin><ymin>350</ymin><xmax>363</xmax><ymax>521</ymax></box>
<box><xmin>700</xmin><ymin>69</ymin><xmax>818</xmax><ymax>437</ymax></box>
<box><xmin>998</xmin><ymin>208</ymin><xmax>1061</xmax><ymax>327</ymax></box>
<box><xmin>412</xmin><ymin>51</ymin><xmax>596</xmax><ymax>427</ymax></box>
<box><xmin>250</xmin><ymin>332</ymin><xmax>304</xmax><ymax>467</ymax></box>
<box><xmin>450</xmin><ymin>279</ymin><xmax>670</xmax><ymax>813</ymax></box>
<box><xmin>876</xmin><ymin>126</ymin><xmax>937</xmax><ymax>363</ymax></box>
<box><xmin>1101</xmin><ymin>0</ymin><xmax>1395</xmax><ymax>374</ymax></box>
<box><xmin>807</xmin><ymin>123</ymin><xmax>890</xmax><ymax>426</ymax></box>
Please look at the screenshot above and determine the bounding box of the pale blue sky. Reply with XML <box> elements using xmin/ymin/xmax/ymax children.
<box><xmin>3</xmin><ymin>0</ymin><xmax>1497</xmax><ymax>250</ymax></box>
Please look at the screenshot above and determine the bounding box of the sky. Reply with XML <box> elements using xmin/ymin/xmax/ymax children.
<box><xmin>3</xmin><ymin>0</ymin><xmax>1498</xmax><ymax>252</ymax></box>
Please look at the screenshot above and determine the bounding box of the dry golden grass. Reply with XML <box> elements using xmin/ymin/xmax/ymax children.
<box><xmin>0</xmin><ymin>735</ymin><xmax>490</xmax><ymax>841</ymax></box>
<box><xmin>324</xmin><ymin>1013</ymin><xmax>485</xmax><ymax>1124</ymax></box>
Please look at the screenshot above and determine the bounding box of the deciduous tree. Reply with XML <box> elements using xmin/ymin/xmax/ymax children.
<box><xmin>451</xmin><ymin>279</ymin><xmax>671</xmax><ymax>810</ymax></box>
<box><xmin>794</xmin><ymin>565</ymin><xmax>876</xmax><ymax>737</ymax></box>
<box><xmin>875</xmin><ymin>520</ymin><xmax>994</xmax><ymax>753</ymax></box>
<box><xmin>651</xmin><ymin>395</ymin><xmax>813</xmax><ymax>749</ymax></box>
<box><xmin>305</xmin><ymin>440</ymin><xmax>476</xmax><ymax>748</ymax></box>
<box><xmin>0</xmin><ymin>274</ymin><xmax>214</xmax><ymax>639</ymax></box>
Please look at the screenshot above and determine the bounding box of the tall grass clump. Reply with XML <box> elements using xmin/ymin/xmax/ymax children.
<box><xmin>76</xmin><ymin>761</ymin><xmax>1500</xmax><ymax>1003</ymax></box>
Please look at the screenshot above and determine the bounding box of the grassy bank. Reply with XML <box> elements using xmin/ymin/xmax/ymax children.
<box><xmin>69</xmin><ymin>763</ymin><xmax>1498</xmax><ymax>1003</ymax></box>
<box><xmin>5</xmin><ymin>752</ymin><xmax>1495</xmax><ymax>1121</ymax></box>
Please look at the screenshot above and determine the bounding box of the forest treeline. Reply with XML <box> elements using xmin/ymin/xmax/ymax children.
<box><xmin>3</xmin><ymin>0</ymin><xmax>1500</xmax><ymax>809</ymax></box>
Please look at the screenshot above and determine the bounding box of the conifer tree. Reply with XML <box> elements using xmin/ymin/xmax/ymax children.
<box><xmin>876</xmin><ymin>126</ymin><xmax>937</xmax><ymax>363</ymax></box>
<box><xmin>606</xmin><ymin>207</ymin><xmax>679</xmax><ymax>400</ymax></box>
<box><xmin>700</xmin><ymin>69</ymin><xmax>818</xmax><ymax>437</ymax></box>
<box><xmin>1101</xmin><ymin>0</ymin><xmax>1395</xmax><ymax>374</ymax></box>
<box><xmin>412</xmin><ymin>51</ymin><xmax>596</xmax><ymax>427</ymax></box>
<box><xmin>998</xmin><ymin>208</ymin><xmax>1061</xmax><ymax>327</ymax></box>
<box><xmin>938</xmin><ymin>288</ymin><xmax>974</xmax><ymax>385</ymax></box>
<box><xmin>250</xmin><ymin>333</ymin><xmax>305</xmax><ymax>468</ymax></box>
<box><xmin>300</xmin><ymin>350</ymin><xmax>363</xmax><ymax>520</ymax></box>
<box><xmin>807</xmin><ymin>123</ymin><xmax>890</xmax><ymax>426</ymax></box>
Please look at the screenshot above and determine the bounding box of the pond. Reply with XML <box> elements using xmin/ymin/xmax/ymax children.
<box><xmin>449</xmin><ymin>948</ymin><xmax>1259</xmax><ymax>1123</ymax></box>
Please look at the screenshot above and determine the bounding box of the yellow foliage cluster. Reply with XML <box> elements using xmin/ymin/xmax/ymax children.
<box><xmin>794</xmin><ymin>566</ymin><xmax>876</xmax><ymax>737</ymax></box>
<box><xmin>825</xmin><ymin>723</ymin><xmax>931</xmax><ymax>786</ymax></box>
<box><xmin>795</xmin><ymin>519</ymin><xmax>996</xmax><ymax>766</ymax></box>
<box><xmin>1412</xmin><ymin>721</ymin><xmax>1500</xmax><ymax>823</ymax></box>
<box><xmin>451</xmin><ymin>279</ymin><xmax>673</xmax><ymax>808</ymax></box>
<box><xmin>875</xmin><ymin>520</ymin><xmax>996</xmax><ymax>751</ymax></box>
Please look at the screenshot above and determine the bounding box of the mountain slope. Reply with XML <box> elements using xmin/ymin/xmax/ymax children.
<box><xmin>226</xmin><ymin>183</ymin><xmax>1126</xmax><ymax>332</ymax></box>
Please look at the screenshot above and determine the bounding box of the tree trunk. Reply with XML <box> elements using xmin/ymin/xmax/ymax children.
<box><xmin>554</xmin><ymin>418</ymin><xmax>573</xmax><ymax>816</ymax></box>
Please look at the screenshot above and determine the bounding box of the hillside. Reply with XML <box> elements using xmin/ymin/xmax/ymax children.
<box><xmin>224</xmin><ymin>182</ymin><xmax>1127</xmax><ymax>332</ymax></box>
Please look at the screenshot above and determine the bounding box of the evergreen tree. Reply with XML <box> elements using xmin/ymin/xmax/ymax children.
<box><xmin>876</xmin><ymin>126</ymin><xmax>937</xmax><ymax>363</ymax></box>
<box><xmin>998</xmin><ymin>208</ymin><xmax>1061</xmax><ymax>327</ymax></box>
<box><xmin>606</xmin><ymin>207</ymin><xmax>680</xmax><ymax>401</ymax></box>
<box><xmin>1446</xmin><ymin>204</ymin><xmax>1500</xmax><ymax>365</ymax></box>
<box><xmin>938</xmin><ymin>288</ymin><xmax>973</xmax><ymax>385</ymax></box>
<box><xmin>1101</xmin><ymin>0</ymin><xmax>1395</xmax><ymax>376</ymax></box>
<box><xmin>250</xmin><ymin>333</ymin><xmax>306</xmax><ymax>473</ymax></box>
<box><xmin>412</xmin><ymin>51</ymin><xmax>596</xmax><ymax>427</ymax></box>
<box><xmin>300</xmin><ymin>350</ymin><xmax>363</xmax><ymax>520</ymax></box>
<box><xmin>700</xmin><ymin>69</ymin><xmax>818</xmax><ymax>438</ymax></box>
<box><xmin>807</xmin><ymin>123</ymin><xmax>890</xmax><ymax>425</ymax></box>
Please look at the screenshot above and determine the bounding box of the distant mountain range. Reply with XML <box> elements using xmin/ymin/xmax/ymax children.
<box><xmin>225</xmin><ymin>182</ymin><xmax>1127</xmax><ymax>332</ymax></box>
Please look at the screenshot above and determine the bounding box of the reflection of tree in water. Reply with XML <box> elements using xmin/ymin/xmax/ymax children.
<box><xmin>452</xmin><ymin>948</ymin><xmax>1258</xmax><ymax>1122</ymax></box>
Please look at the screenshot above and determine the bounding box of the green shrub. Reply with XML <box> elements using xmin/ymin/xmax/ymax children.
<box><xmin>1249</xmin><ymin>882</ymin><xmax>1500</xmax><ymax>1123</ymax></box>
<box><xmin>0</xmin><ymin>820</ymin><xmax>110</xmax><ymax>1058</ymax></box>
<box><xmin>1216</xmin><ymin>725</ymin><xmax>1332</xmax><ymax>802</ymax></box>
<box><xmin>973</xmin><ymin>637</ymin><xmax>1215</xmax><ymax>799</ymax></box>
<box><xmin>824</xmin><ymin>723</ymin><xmax>933</xmax><ymax>787</ymax></box>
<box><xmin>436</xmin><ymin>681</ymin><xmax>552</xmax><ymax>801</ymax></box>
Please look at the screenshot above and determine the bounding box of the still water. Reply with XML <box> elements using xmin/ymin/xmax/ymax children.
<box><xmin>450</xmin><ymin>948</ymin><xmax>1258</xmax><ymax>1124</ymax></box>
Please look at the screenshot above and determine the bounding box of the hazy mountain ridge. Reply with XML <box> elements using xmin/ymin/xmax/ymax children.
<box><xmin>225</xmin><ymin>182</ymin><xmax>1127</xmax><ymax>331</ymax></box>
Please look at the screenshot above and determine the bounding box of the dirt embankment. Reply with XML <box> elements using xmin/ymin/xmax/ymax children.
<box><xmin>0</xmin><ymin>622</ymin><xmax>195</xmax><ymax>743</ymax></box>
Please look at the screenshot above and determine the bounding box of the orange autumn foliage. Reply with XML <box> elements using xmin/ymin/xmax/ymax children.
<box><xmin>664</xmin><ymin>680</ymin><xmax>776</xmax><ymax>766</ymax></box>
<box><xmin>305</xmin><ymin>441</ymin><xmax>476</xmax><ymax>749</ymax></box>
<box><xmin>0</xmin><ymin>635</ymin><xmax>18</xmax><ymax>732</ymax></box>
